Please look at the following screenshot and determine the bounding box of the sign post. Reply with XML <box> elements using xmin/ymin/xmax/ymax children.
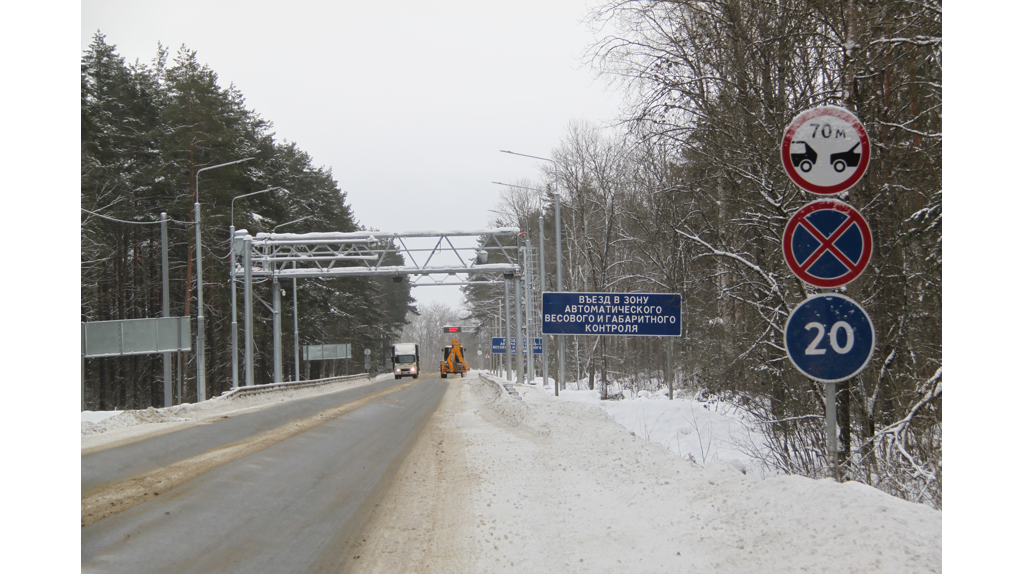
<box><xmin>785</xmin><ymin>293</ymin><xmax>875</xmax><ymax>478</ymax></box>
<box><xmin>781</xmin><ymin>106</ymin><xmax>874</xmax><ymax>480</ymax></box>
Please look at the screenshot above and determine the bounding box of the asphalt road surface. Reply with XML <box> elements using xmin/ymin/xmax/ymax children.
<box><xmin>82</xmin><ymin>376</ymin><xmax>411</xmax><ymax>491</ymax></box>
<box><xmin>82</xmin><ymin>375</ymin><xmax>449</xmax><ymax>574</ymax></box>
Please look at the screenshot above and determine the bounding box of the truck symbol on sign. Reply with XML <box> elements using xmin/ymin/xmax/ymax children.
<box><xmin>829</xmin><ymin>142</ymin><xmax>861</xmax><ymax>173</ymax></box>
<box><xmin>790</xmin><ymin>141</ymin><xmax>817</xmax><ymax>173</ymax></box>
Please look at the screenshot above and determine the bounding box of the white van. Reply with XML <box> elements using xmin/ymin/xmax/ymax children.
<box><xmin>391</xmin><ymin>343</ymin><xmax>420</xmax><ymax>379</ymax></box>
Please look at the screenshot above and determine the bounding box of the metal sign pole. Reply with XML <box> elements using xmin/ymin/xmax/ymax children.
<box><xmin>539</xmin><ymin>215</ymin><xmax>552</xmax><ymax>395</ymax></box>
<box><xmin>195</xmin><ymin>203</ymin><xmax>206</xmax><ymax>401</ymax></box>
<box><xmin>515</xmin><ymin>276</ymin><xmax>524</xmax><ymax>384</ymax></box>
<box><xmin>524</xmin><ymin>241</ymin><xmax>535</xmax><ymax>383</ymax></box>
<box><xmin>244</xmin><ymin>235</ymin><xmax>254</xmax><ymax>387</ymax></box>
<box><xmin>273</xmin><ymin>274</ymin><xmax>283</xmax><ymax>384</ymax></box>
<box><xmin>826</xmin><ymin>382</ymin><xmax>838</xmax><ymax>478</ymax></box>
<box><xmin>293</xmin><ymin>265</ymin><xmax>300</xmax><ymax>382</ymax></box>
<box><xmin>555</xmin><ymin>195</ymin><xmax>565</xmax><ymax>391</ymax></box>
<box><xmin>505</xmin><ymin>278</ymin><xmax>512</xmax><ymax>381</ymax></box>
<box><xmin>161</xmin><ymin>213</ymin><xmax>172</xmax><ymax>407</ymax></box>
<box><xmin>177</xmin><ymin>317</ymin><xmax>183</xmax><ymax>404</ymax></box>
<box><xmin>230</xmin><ymin>227</ymin><xmax>239</xmax><ymax>390</ymax></box>
<box><xmin>81</xmin><ymin>324</ymin><xmax>86</xmax><ymax>411</ymax></box>
<box><xmin>667</xmin><ymin>337</ymin><xmax>674</xmax><ymax>400</ymax></box>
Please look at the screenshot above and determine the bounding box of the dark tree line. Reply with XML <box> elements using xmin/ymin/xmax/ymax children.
<box><xmin>469</xmin><ymin>0</ymin><xmax>940</xmax><ymax>507</ymax></box>
<box><xmin>81</xmin><ymin>33</ymin><xmax>414</xmax><ymax>409</ymax></box>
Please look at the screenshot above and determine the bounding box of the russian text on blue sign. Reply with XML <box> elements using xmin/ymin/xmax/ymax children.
<box><xmin>491</xmin><ymin>337</ymin><xmax>543</xmax><ymax>354</ymax></box>
<box><xmin>784</xmin><ymin>293</ymin><xmax>875</xmax><ymax>383</ymax></box>
<box><xmin>542</xmin><ymin>292</ymin><xmax>682</xmax><ymax>336</ymax></box>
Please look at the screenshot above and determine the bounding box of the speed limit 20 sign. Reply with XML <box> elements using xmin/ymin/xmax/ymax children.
<box><xmin>781</xmin><ymin>106</ymin><xmax>871</xmax><ymax>195</ymax></box>
<box><xmin>784</xmin><ymin>294</ymin><xmax>875</xmax><ymax>383</ymax></box>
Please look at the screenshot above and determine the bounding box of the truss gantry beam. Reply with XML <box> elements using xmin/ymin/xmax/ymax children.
<box><xmin>235</xmin><ymin>228</ymin><xmax>522</xmax><ymax>279</ymax></box>
<box><xmin>232</xmin><ymin>227</ymin><xmax>522</xmax><ymax>387</ymax></box>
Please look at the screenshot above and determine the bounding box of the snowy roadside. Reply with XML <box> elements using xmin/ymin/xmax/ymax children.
<box><xmin>549</xmin><ymin>383</ymin><xmax>772</xmax><ymax>479</ymax></box>
<box><xmin>354</xmin><ymin>372</ymin><xmax>940</xmax><ymax>573</ymax></box>
<box><xmin>80</xmin><ymin>374</ymin><xmax>391</xmax><ymax>452</ymax></box>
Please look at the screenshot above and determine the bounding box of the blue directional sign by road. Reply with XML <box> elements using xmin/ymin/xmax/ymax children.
<box><xmin>785</xmin><ymin>294</ymin><xmax>875</xmax><ymax>383</ymax></box>
<box><xmin>542</xmin><ymin>292</ymin><xmax>682</xmax><ymax>336</ymax></box>
<box><xmin>492</xmin><ymin>337</ymin><xmax>506</xmax><ymax>354</ymax></box>
<box><xmin>491</xmin><ymin>337</ymin><xmax>543</xmax><ymax>354</ymax></box>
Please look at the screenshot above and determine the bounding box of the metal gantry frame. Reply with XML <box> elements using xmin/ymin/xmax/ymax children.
<box><xmin>232</xmin><ymin>228</ymin><xmax>522</xmax><ymax>387</ymax></box>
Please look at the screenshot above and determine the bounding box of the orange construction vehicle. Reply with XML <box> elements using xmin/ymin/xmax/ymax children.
<box><xmin>440</xmin><ymin>339</ymin><xmax>469</xmax><ymax>378</ymax></box>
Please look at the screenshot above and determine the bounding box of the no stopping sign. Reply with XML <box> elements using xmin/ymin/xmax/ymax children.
<box><xmin>783</xmin><ymin>199</ymin><xmax>872</xmax><ymax>288</ymax></box>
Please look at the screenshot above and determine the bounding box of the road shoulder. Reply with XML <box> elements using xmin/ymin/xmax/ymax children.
<box><xmin>346</xmin><ymin>377</ymin><xmax>475</xmax><ymax>573</ymax></box>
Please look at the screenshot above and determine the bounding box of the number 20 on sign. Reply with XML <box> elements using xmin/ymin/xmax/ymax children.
<box><xmin>784</xmin><ymin>294</ymin><xmax>875</xmax><ymax>383</ymax></box>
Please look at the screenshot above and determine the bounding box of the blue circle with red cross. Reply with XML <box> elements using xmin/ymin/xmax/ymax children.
<box><xmin>783</xmin><ymin>199</ymin><xmax>872</xmax><ymax>288</ymax></box>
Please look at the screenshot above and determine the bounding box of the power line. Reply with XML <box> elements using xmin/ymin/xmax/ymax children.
<box><xmin>81</xmin><ymin>207</ymin><xmax>192</xmax><ymax>226</ymax></box>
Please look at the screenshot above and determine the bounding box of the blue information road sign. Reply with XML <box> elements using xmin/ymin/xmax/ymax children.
<box><xmin>491</xmin><ymin>337</ymin><xmax>543</xmax><ymax>354</ymax></box>
<box><xmin>542</xmin><ymin>292</ymin><xmax>682</xmax><ymax>336</ymax></box>
<box><xmin>529</xmin><ymin>338</ymin><xmax>542</xmax><ymax>354</ymax></box>
<box><xmin>785</xmin><ymin>294</ymin><xmax>875</xmax><ymax>383</ymax></box>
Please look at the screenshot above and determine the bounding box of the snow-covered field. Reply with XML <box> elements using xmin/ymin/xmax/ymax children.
<box><xmin>76</xmin><ymin>373</ymin><xmax>941</xmax><ymax>572</ymax></box>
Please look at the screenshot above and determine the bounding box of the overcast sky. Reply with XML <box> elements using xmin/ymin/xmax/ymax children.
<box><xmin>81</xmin><ymin>0</ymin><xmax>625</xmax><ymax>312</ymax></box>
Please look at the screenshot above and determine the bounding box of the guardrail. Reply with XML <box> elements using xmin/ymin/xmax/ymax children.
<box><xmin>480</xmin><ymin>372</ymin><xmax>522</xmax><ymax>401</ymax></box>
<box><xmin>218</xmin><ymin>373</ymin><xmax>370</xmax><ymax>399</ymax></box>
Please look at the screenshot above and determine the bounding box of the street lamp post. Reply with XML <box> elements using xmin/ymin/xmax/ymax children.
<box><xmin>195</xmin><ymin>157</ymin><xmax>254</xmax><ymax>401</ymax></box>
<box><xmin>498</xmin><ymin>151</ymin><xmax>566</xmax><ymax>391</ymax></box>
<box><xmin>229</xmin><ymin>187</ymin><xmax>278</xmax><ymax>390</ymax></box>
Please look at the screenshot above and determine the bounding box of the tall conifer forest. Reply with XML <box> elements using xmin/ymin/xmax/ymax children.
<box><xmin>81</xmin><ymin>34</ymin><xmax>414</xmax><ymax>410</ymax></box>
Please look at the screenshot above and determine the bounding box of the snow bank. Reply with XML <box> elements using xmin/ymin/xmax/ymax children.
<box><xmin>476</xmin><ymin>378</ymin><xmax>941</xmax><ymax>573</ymax></box>
<box><xmin>550</xmin><ymin>385</ymin><xmax>772</xmax><ymax>478</ymax></box>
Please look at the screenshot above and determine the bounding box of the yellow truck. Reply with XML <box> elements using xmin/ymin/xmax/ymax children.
<box><xmin>440</xmin><ymin>339</ymin><xmax>469</xmax><ymax>378</ymax></box>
